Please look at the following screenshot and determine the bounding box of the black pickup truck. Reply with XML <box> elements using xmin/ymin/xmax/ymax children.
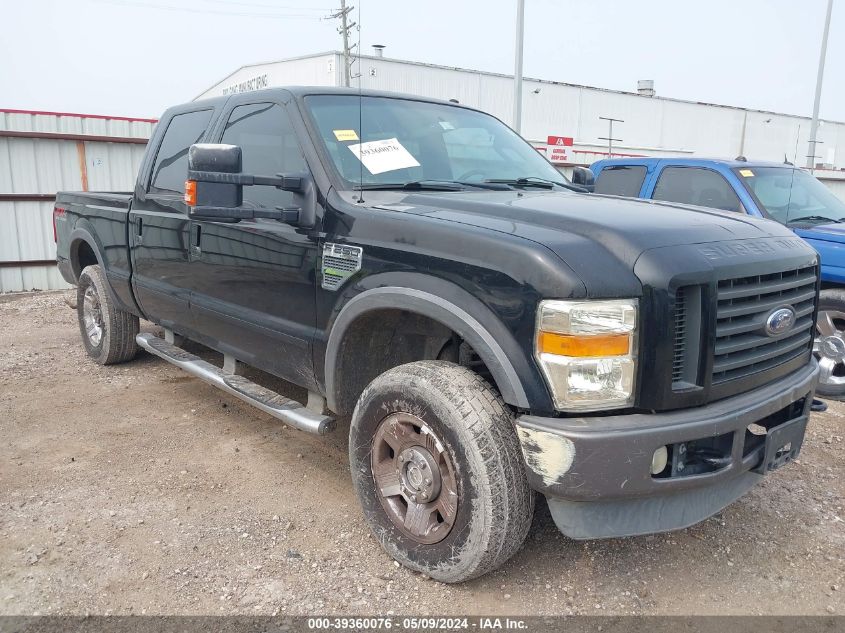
<box><xmin>55</xmin><ymin>87</ymin><xmax>820</xmax><ymax>583</ymax></box>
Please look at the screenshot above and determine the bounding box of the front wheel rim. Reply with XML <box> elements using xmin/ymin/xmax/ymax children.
<box><xmin>814</xmin><ymin>309</ymin><xmax>845</xmax><ymax>388</ymax></box>
<box><xmin>82</xmin><ymin>284</ymin><xmax>104</xmax><ymax>347</ymax></box>
<box><xmin>371</xmin><ymin>412</ymin><xmax>458</xmax><ymax>544</ymax></box>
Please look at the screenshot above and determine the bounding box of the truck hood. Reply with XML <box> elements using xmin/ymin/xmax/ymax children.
<box><xmin>793</xmin><ymin>223</ymin><xmax>845</xmax><ymax>245</ymax></box>
<box><xmin>367</xmin><ymin>189</ymin><xmax>799</xmax><ymax>296</ymax></box>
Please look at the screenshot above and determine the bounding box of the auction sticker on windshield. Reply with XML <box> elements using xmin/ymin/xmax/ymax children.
<box><xmin>333</xmin><ymin>129</ymin><xmax>359</xmax><ymax>141</ymax></box>
<box><xmin>348</xmin><ymin>138</ymin><xmax>420</xmax><ymax>174</ymax></box>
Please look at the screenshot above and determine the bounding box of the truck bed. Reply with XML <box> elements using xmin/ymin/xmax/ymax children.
<box><xmin>55</xmin><ymin>190</ymin><xmax>137</xmax><ymax>314</ymax></box>
<box><xmin>57</xmin><ymin>191</ymin><xmax>133</xmax><ymax>209</ymax></box>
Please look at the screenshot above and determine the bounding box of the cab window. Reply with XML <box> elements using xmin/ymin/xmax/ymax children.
<box><xmin>594</xmin><ymin>165</ymin><xmax>647</xmax><ymax>197</ymax></box>
<box><xmin>220</xmin><ymin>102</ymin><xmax>307</xmax><ymax>209</ymax></box>
<box><xmin>652</xmin><ymin>166</ymin><xmax>742</xmax><ymax>212</ymax></box>
<box><xmin>149</xmin><ymin>109</ymin><xmax>213</xmax><ymax>194</ymax></box>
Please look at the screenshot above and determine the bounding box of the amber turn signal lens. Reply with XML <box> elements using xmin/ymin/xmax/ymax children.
<box><xmin>537</xmin><ymin>331</ymin><xmax>630</xmax><ymax>357</ymax></box>
<box><xmin>184</xmin><ymin>180</ymin><xmax>197</xmax><ymax>206</ymax></box>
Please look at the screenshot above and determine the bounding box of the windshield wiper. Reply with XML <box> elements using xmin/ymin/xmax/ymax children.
<box><xmin>355</xmin><ymin>179</ymin><xmax>513</xmax><ymax>192</ymax></box>
<box><xmin>787</xmin><ymin>215</ymin><xmax>845</xmax><ymax>225</ymax></box>
<box><xmin>484</xmin><ymin>176</ymin><xmax>583</xmax><ymax>192</ymax></box>
<box><xmin>355</xmin><ymin>180</ymin><xmax>465</xmax><ymax>191</ymax></box>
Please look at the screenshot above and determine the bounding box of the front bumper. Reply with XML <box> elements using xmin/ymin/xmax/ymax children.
<box><xmin>515</xmin><ymin>359</ymin><xmax>819</xmax><ymax>539</ymax></box>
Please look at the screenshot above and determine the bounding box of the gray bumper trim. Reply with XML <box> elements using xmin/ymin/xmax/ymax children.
<box><xmin>515</xmin><ymin>359</ymin><xmax>818</xmax><ymax>501</ymax></box>
<box><xmin>547</xmin><ymin>471</ymin><xmax>761</xmax><ymax>539</ymax></box>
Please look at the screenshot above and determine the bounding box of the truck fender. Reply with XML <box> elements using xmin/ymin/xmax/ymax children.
<box><xmin>67</xmin><ymin>223</ymin><xmax>140</xmax><ymax>315</ymax></box>
<box><xmin>324</xmin><ymin>285</ymin><xmax>533</xmax><ymax>413</ymax></box>
<box><xmin>68</xmin><ymin>223</ymin><xmax>106</xmax><ymax>280</ymax></box>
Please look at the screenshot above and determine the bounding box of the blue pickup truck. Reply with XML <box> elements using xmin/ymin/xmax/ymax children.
<box><xmin>589</xmin><ymin>157</ymin><xmax>845</xmax><ymax>399</ymax></box>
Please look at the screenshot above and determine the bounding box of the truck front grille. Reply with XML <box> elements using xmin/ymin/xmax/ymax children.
<box><xmin>672</xmin><ymin>288</ymin><xmax>687</xmax><ymax>384</ymax></box>
<box><xmin>712</xmin><ymin>265</ymin><xmax>817</xmax><ymax>384</ymax></box>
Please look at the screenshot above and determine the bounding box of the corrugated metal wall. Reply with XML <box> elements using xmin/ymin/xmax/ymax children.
<box><xmin>0</xmin><ymin>109</ymin><xmax>154</xmax><ymax>292</ymax></box>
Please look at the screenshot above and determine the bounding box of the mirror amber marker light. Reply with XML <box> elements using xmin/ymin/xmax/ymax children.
<box><xmin>184</xmin><ymin>180</ymin><xmax>197</xmax><ymax>206</ymax></box>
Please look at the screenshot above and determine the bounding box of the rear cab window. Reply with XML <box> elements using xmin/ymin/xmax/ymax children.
<box><xmin>652</xmin><ymin>166</ymin><xmax>743</xmax><ymax>212</ymax></box>
<box><xmin>594</xmin><ymin>165</ymin><xmax>647</xmax><ymax>197</ymax></box>
<box><xmin>149</xmin><ymin>109</ymin><xmax>214</xmax><ymax>195</ymax></box>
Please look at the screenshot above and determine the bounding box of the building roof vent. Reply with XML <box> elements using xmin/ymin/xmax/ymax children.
<box><xmin>372</xmin><ymin>44</ymin><xmax>385</xmax><ymax>57</ymax></box>
<box><xmin>637</xmin><ymin>79</ymin><xmax>655</xmax><ymax>97</ymax></box>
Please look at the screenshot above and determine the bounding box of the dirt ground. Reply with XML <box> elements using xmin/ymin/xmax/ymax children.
<box><xmin>1</xmin><ymin>290</ymin><xmax>844</xmax><ymax>616</ymax></box>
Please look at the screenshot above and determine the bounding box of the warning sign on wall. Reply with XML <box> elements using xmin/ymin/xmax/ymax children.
<box><xmin>546</xmin><ymin>135</ymin><xmax>574</xmax><ymax>163</ymax></box>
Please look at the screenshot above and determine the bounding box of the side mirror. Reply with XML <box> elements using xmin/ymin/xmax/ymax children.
<box><xmin>185</xmin><ymin>143</ymin><xmax>314</xmax><ymax>227</ymax></box>
<box><xmin>571</xmin><ymin>166</ymin><xmax>595</xmax><ymax>192</ymax></box>
<box><xmin>187</xmin><ymin>144</ymin><xmax>243</xmax><ymax>213</ymax></box>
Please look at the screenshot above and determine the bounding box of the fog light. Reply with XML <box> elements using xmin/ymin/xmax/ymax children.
<box><xmin>651</xmin><ymin>446</ymin><xmax>668</xmax><ymax>475</ymax></box>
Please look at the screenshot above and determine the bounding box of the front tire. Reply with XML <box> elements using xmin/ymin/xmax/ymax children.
<box><xmin>76</xmin><ymin>264</ymin><xmax>140</xmax><ymax>365</ymax></box>
<box><xmin>349</xmin><ymin>361</ymin><xmax>534</xmax><ymax>583</ymax></box>
<box><xmin>814</xmin><ymin>289</ymin><xmax>845</xmax><ymax>400</ymax></box>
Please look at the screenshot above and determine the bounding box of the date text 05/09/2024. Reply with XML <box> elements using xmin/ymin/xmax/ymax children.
<box><xmin>307</xmin><ymin>617</ymin><xmax>529</xmax><ymax>630</ymax></box>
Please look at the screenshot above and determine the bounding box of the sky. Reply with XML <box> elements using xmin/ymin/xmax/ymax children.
<box><xmin>1</xmin><ymin>0</ymin><xmax>842</xmax><ymax>122</ymax></box>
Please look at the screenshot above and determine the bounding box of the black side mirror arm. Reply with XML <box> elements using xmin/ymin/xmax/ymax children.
<box><xmin>187</xmin><ymin>170</ymin><xmax>306</xmax><ymax>194</ymax></box>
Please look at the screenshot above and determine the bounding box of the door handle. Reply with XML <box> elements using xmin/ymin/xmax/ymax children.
<box><xmin>135</xmin><ymin>217</ymin><xmax>144</xmax><ymax>246</ymax></box>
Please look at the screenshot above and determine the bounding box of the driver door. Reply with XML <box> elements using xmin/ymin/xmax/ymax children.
<box><xmin>186</xmin><ymin>97</ymin><xmax>320</xmax><ymax>390</ymax></box>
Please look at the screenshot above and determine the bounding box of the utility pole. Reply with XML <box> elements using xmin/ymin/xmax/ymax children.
<box><xmin>512</xmin><ymin>0</ymin><xmax>525</xmax><ymax>133</ymax></box>
<box><xmin>329</xmin><ymin>0</ymin><xmax>356</xmax><ymax>87</ymax></box>
<box><xmin>807</xmin><ymin>0</ymin><xmax>834</xmax><ymax>170</ymax></box>
<box><xmin>598</xmin><ymin>117</ymin><xmax>624</xmax><ymax>159</ymax></box>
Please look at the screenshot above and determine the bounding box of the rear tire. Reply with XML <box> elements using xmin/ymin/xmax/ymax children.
<box><xmin>77</xmin><ymin>264</ymin><xmax>140</xmax><ymax>365</ymax></box>
<box><xmin>349</xmin><ymin>361</ymin><xmax>534</xmax><ymax>583</ymax></box>
<box><xmin>814</xmin><ymin>289</ymin><xmax>845</xmax><ymax>400</ymax></box>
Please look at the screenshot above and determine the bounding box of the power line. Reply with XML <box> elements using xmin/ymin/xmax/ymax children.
<box><xmin>92</xmin><ymin>0</ymin><xmax>326</xmax><ymax>19</ymax></box>
<box><xmin>199</xmin><ymin>0</ymin><xmax>330</xmax><ymax>10</ymax></box>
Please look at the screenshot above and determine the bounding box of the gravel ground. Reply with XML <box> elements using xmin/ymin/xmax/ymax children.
<box><xmin>1</xmin><ymin>291</ymin><xmax>844</xmax><ymax>616</ymax></box>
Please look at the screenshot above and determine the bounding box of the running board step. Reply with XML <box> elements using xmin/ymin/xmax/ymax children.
<box><xmin>136</xmin><ymin>333</ymin><xmax>335</xmax><ymax>435</ymax></box>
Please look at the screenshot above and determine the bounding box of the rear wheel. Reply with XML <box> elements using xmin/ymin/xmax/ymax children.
<box><xmin>349</xmin><ymin>361</ymin><xmax>534</xmax><ymax>583</ymax></box>
<box><xmin>77</xmin><ymin>264</ymin><xmax>140</xmax><ymax>365</ymax></box>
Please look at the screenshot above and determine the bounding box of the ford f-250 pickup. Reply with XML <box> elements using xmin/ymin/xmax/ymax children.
<box><xmin>55</xmin><ymin>87</ymin><xmax>820</xmax><ymax>583</ymax></box>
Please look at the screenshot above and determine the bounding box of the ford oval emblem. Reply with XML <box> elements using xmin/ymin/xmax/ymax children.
<box><xmin>764</xmin><ymin>307</ymin><xmax>796</xmax><ymax>337</ymax></box>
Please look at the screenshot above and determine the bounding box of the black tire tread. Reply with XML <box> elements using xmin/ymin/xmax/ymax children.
<box><xmin>352</xmin><ymin>360</ymin><xmax>534</xmax><ymax>583</ymax></box>
<box><xmin>77</xmin><ymin>265</ymin><xmax>140</xmax><ymax>365</ymax></box>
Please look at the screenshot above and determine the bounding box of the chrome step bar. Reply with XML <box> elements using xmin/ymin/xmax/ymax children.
<box><xmin>136</xmin><ymin>333</ymin><xmax>335</xmax><ymax>435</ymax></box>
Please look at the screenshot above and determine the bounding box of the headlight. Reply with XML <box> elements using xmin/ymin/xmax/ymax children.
<box><xmin>535</xmin><ymin>299</ymin><xmax>638</xmax><ymax>411</ymax></box>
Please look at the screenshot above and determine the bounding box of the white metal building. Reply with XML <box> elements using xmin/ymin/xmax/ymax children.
<box><xmin>0</xmin><ymin>109</ymin><xmax>154</xmax><ymax>292</ymax></box>
<box><xmin>3</xmin><ymin>51</ymin><xmax>844</xmax><ymax>293</ymax></box>
<box><xmin>196</xmin><ymin>50</ymin><xmax>845</xmax><ymax>198</ymax></box>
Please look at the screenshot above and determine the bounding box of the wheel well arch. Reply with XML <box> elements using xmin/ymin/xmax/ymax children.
<box><xmin>324</xmin><ymin>286</ymin><xmax>533</xmax><ymax>415</ymax></box>
<box><xmin>68</xmin><ymin>228</ymin><xmax>104</xmax><ymax>282</ymax></box>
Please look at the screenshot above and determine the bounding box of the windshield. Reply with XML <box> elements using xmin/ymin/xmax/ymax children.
<box><xmin>735</xmin><ymin>166</ymin><xmax>845</xmax><ymax>226</ymax></box>
<box><xmin>304</xmin><ymin>95</ymin><xmax>568</xmax><ymax>189</ymax></box>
